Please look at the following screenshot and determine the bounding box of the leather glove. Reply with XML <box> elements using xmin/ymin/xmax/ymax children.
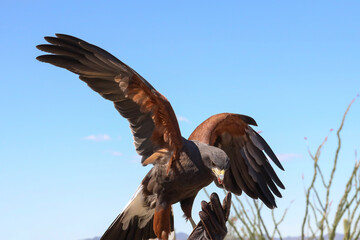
<box><xmin>188</xmin><ymin>192</ymin><xmax>232</xmax><ymax>240</ymax></box>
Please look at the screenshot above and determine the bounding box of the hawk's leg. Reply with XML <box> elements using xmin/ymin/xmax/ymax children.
<box><xmin>154</xmin><ymin>204</ymin><xmax>172</xmax><ymax>240</ymax></box>
<box><xmin>180</xmin><ymin>197</ymin><xmax>197</xmax><ymax>229</ymax></box>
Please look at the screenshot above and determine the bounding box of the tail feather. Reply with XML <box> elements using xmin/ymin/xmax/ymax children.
<box><xmin>101</xmin><ymin>185</ymin><xmax>174</xmax><ymax>240</ymax></box>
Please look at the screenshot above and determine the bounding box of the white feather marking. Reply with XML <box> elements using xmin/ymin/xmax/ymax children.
<box><xmin>168</xmin><ymin>231</ymin><xmax>175</xmax><ymax>240</ymax></box>
<box><xmin>120</xmin><ymin>185</ymin><xmax>155</xmax><ymax>230</ymax></box>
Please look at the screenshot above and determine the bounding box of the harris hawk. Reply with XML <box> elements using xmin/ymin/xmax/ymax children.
<box><xmin>36</xmin><ymin>34</ymin><xmax>285</xmax><ymax>240</ymax></box>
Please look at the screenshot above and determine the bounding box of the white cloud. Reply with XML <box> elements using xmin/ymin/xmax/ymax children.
<box><xmin>177</xmin><ymin>115</ymin><xmax>190</xmax><ymax>123</ymax></box>
<box><xmin>111</xmin><ymin>151</ymin><xmax>122</xmax><ymax>156</ymax></box>
<box><xmin>276</xmin><ymin>153</ymin><xmax>302</xmax><ymax>162</ymax></box>
<box><xmin>83</xmin><ymin>134</ymin><xmax>111</xmax><ymax>141</ymax></box>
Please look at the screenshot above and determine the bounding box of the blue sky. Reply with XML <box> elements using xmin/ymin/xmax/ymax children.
<box><xmin>1</xmin><ymin>1</ymin><xmax>359</xmax><ymax>239</ymax></box>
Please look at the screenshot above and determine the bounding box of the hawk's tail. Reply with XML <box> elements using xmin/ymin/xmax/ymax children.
<box><xmin>100</xmin><ymin>185</ymin><xmax>174</xmax><ymax>240</ymax></box>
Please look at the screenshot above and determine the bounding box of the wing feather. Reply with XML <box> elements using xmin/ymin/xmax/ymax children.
<box><xmin>241</xmin><ymin>147</ymin><xmax>276</xmax><ymax>206</ymax></box>
<box><xmin>247</xmin><ymin>129</ymin><xmax>284</xmax><ymax>170</ymax></box>
<box><xmin>37</xmin><ymin>34</ymin><xmax>183</xmax><ymax>163</ymax></box>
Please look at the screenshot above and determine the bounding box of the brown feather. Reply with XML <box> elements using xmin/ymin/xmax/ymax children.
<box><xmin>143</xmin><ymin>149</ymin><xmax>170</xmax><ymax>166</ymax></box>
<box><xmin>116</xmin><ymin>73</ymin><xmax>183</xmax><ymax>171</ymax></box>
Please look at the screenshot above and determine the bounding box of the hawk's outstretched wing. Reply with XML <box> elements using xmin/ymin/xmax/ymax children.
<box><xmin>37</xmin><ymin>34</ymin><xmax>183</xmax><ymax>165</ymax></box>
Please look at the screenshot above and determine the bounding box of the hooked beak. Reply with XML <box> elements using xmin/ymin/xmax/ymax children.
<box><xmin>212</xmin><ymin>168</ymin><xmax>225</xmax><ymax>185</ymax></box>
